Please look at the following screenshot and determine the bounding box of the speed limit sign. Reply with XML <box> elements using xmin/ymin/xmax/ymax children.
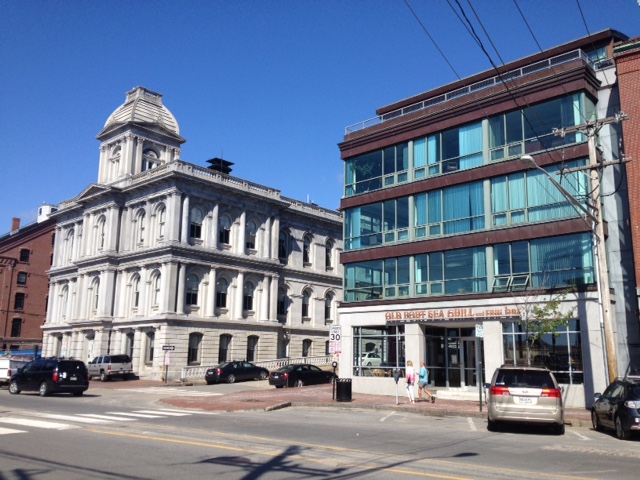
<box><xmin>329</xmin><ymin>325</ymin><xmax>342</xmax><ymax>354</ymax></box>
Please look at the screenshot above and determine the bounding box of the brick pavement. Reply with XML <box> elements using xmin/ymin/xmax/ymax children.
<box><xmin>90</xmin><ymin>378</ymin><xmax>592</xmax><ymax>428</ymax></box>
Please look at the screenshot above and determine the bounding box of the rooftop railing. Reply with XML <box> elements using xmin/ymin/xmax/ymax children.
<box><xmin>345</xmin><ymin>49</ymin><xmax>605</xmax><ymax>135</ymax></box>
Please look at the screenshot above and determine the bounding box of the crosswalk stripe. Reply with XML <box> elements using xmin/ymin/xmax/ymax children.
<box><xmin>0</xmin><ymin>427</ymin><xmax>27</xmax><ymax>435</ymax></box>
<box><xmin>33</xmin><ymin>413</ymin><xmax>112</xmax><ymax>424</ymax></box>
<box><xmin>0</xmin><ymin>417</ymin><xmax>78</xmax><ymax>430</ymax></box>
<box><xmin>104</xmin><ymin>411</ymin><xmax>163</xmax><ymax>418</ymax></box>
<box><xmin>132</xmin><ymin>410</ymin><xmax>191</xmax><ymax>416</ymax></box>
<box><xmin>76</xmin><ymin>414</ymin><xmax>131</xmax><ymax>421</ymax></box>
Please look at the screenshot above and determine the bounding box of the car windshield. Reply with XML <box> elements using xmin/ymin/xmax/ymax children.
<box><xmin>496</xmin><ymin>370</ymin><xmax>554</xmax><ymax>388</ymax></box>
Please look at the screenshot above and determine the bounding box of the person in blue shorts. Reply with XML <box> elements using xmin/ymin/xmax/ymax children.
<box><xmin>418</xmin><ymin>362</ymin><xmax>436</xmax><ymax>403</ymax></box>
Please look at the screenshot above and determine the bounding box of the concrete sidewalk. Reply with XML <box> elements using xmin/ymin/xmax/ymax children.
<box><xmin>93</xmin><ymin>380</ymin><xmax>592</xmax><ymax>428</ymax></box>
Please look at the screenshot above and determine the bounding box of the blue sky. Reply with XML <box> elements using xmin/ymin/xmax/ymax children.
<box><xmin>1</xmin><ymin>0</ymin><xmax>639</xmax><ymax>234</ymax></box>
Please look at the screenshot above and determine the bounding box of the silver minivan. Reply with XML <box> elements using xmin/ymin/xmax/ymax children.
<box><xmin>487</xmin><ymin>365</ymin><xmax>564</xmax><ymax>434</ymax></box>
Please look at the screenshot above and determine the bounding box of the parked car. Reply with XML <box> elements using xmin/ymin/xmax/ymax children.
<box><xmin>486</xmin><ymin>364</ymin><xmax>564</xmax><ymax>435</ymax></box>
<box><xmin>360</xmin><ymin>352</ymin><xmax>382</xmax><ymax>366</ymax></box>
<box><xmin>0</xmin><ymin>355</ymin><xmax>32</xmax><ymax>386</ymax></box>
<box><xmin>8</xmin><ymin>358</ymin><xmax>89</xmax><ymax>397</ymax></box>
<box><xmin>591</xmin><ymin>376</ymin><xmax>640</xmax><ymax>440</ymax></box>
<box><xmin>88</xmin><ymin>354</ymin><xmax>133</xmax><ymax>381</ymax></box>
<box><xmin>205</xmin><ymin>361</ymin><xmax>269</xmax><ymax>384</ymax></box>
<box><xmin>269</xmin><ymin>364</ymin><xmax>337</xmax><ymax>388</ymax></box>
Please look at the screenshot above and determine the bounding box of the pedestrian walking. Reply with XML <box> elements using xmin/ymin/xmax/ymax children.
<box><xmin>418</xmin><ymin>362</ymin><xmax>436</xmax><ymax>403</ymax></box>
<box><xmin>406</xmin><ymin>360</ymin><xmax>416</xmax><ymax>404</ymax></box>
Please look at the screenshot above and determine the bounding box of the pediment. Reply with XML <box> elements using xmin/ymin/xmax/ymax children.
<box><xmin>74</xmin><ymin>183</ymin><xmax>117</xmax><ymax>202</ymax></box>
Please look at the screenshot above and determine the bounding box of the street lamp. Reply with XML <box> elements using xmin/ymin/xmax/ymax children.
<box><xmin>520</xmin><ymin>154</ymin><xmax>617</xmax><ymax>383</ymax></box>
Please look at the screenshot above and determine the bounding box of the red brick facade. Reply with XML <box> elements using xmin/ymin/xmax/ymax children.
<box><xmin>615</xmin><ymin>38</ymin><xmax>640</xmax><ymax>293</ymax></box>
<box><xmin>0</xmin><ymin>218</ymin><xmax>55</xmax><ymax>352</ymax></box>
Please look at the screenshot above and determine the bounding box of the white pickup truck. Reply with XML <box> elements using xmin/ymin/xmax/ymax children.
<box><xmin>0</xmin><ymin>356</ymin><xmax>32</xmax><ymax>386</ymax></box>
<box><xmin>87</xmin><ymin>354</ymin><xmax>133</xmax><ymax>381</ymax></box>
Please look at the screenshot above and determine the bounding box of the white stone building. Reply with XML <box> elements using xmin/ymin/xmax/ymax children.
<box><xmin>42</xmin><ymin>87</ymin><xmax>343</xmax><ymax>380</ymax></box>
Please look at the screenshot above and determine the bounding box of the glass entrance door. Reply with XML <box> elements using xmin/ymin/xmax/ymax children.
<box><xmin>425</xmin><ymin>327</ymin><xmax>484</xmax><ymax>389</ymax></box>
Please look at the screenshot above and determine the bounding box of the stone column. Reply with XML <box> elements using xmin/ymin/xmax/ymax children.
<box><xmin>206</xmin><ymin>267</ymin><xmax>216</xmax><ymax>317</ymax></box>
<box><xmin>181</xmin><ymin>196</ymin><xmax>189</xmax><ymax>243</ymax></box>
<box><xmin>211</xmin><ymin>203</ymin><xmax>219</xmax><ymax>248</ymax></box>
<box><xmin>235</xmin><ymin>271</ymin><xmax>244</xmax><ymax>320</ymax></box>
<box><xmin>270</xmin><ymin>275</ymin><xmax>279</xmax><ymax>321</ymax></box>
<box><xmin>260</xmin><ymin>275</ymin><xmax>270</xmax><ymax>321</ymax></box>
<box><xmin>263</xmin><ymin>217</ymin><xmax>271</xmax><ymax>259</ymax></box>
<box><xmin>238</xmin><ymin>210</ymin><xmax>246</xmax><ymax>254</ymax></box>
<box><xmin>177</xmin><ymin>264</ymin><xmax>186</xmax><ymax>314</ymax></box>
<box><xmin>271</xmin><ymin>217</ymin><xmax>280</xmax><ymax>259</ymax></box>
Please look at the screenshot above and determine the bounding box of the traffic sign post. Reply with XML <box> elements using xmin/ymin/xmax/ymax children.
<box><xmin>329</xmin><ymin>326</ymin><xmax>341</xmax><ymax>354</ymax></box>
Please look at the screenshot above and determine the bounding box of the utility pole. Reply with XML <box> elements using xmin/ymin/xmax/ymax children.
<box><xmin>554</xmin><ymin>112</ymin><xmax>629</xmax><ymax>383</ymax></box>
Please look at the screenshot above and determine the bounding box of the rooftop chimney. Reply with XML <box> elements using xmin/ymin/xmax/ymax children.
<box><xmin>11</xmin><ymin>218</ymin><xmax>20</xmax><ymax>232</ymax></box>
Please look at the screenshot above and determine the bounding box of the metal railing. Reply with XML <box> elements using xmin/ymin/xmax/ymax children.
<box><xmin>180</xmin><ymin>355</ymin><xmax>333</xmax><ymax>381</ymax></box>
<box><xmin>345</xmin><ymin>49</ymin><xmax>600</xmax><ymax>135</ymax></box>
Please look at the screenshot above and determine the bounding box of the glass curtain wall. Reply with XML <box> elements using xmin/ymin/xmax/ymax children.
<box><xmin>353</xmin><ymin>326</ymin><xmax>405</xmax><ymax>377</ymax></box>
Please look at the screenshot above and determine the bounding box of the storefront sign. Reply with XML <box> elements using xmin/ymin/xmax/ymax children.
<box><xmin>385</xmin><ymin>306</ymin><xmax>521</xmax><ymax>322</ymax></box>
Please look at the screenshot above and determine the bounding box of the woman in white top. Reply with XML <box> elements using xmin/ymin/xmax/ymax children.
<box><xmin>406</xmin><ymin>360</ymin><xmax>416</xmax><ymax>404</ymax></box>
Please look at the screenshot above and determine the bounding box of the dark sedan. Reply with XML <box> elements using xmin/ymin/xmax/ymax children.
<box><xmin>268</xmin><ymin>364</ymin><xmax>336</xmax><ymax>388</ymax></box>
<box><xmin>592</xmin><ymin>376</ymin><xmax>640</xmax><ymax>440</ymax></box>
<box><xmin>205</xmin><ymin>361</ymin><xmax>269</xmax><ymax>384</ymax></box>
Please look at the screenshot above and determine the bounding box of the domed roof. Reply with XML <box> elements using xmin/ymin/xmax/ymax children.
<box><xmin>103</xmin><ymin>86</ymin><xmax>180</xmax><ymax>135</ymax></box>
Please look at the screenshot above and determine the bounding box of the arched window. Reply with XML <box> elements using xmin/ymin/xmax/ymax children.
<box><xmin>325</xmin><ymin>293</ymin><xmax>334</xmax><ymax>321</ymax></box>
<box><xmin>325</xmin><ymin>239</ymin><xmax>334</xmax><ymax>269</ymax></box>
<box><xmin>277</xmin><ymin>287</ymin><xmax>288</xmax><ymax>316</ymax></box>
<box><xmin>243</xmin><ymin>281</ymin><xmax>255</xmax><ymax>311</ymax></box>
<box><xmin>247</xmin><ymin>335</ymin><xmax>259</xmax><ymax>362</ymax></box>
<box><xmin>302</xmin><ymin>290</ymin><xmax>311</xmax><ymax>318</ymax></box>
<box><xmin>219</xmin><ymin>334</ymin><xmax>232</xmax><ymax>363</ymax></box>
<box><xmin>132</xmin><ymin>275</ymin><xmax>141</xmax><ymax>309</ymax></box>
<box><xmin>65</xmin><ymin>229</ymin><xmax>75</xmax><ymax>261</ymax></box>
<box><xmin>157</xmin><ymin>205</ymin><xmax>166</xmax><ymax>240</ymax></box>
<box><xmin>246</xmin><ymin>220</ymin><xmax>257</xmax><ymax>250</ymax></box>
<box><xmin>91</xmin><ymin>277</ymin><xmax>100</xmax><ymax>313</ymax></box>
<box><xmin>142</xmin><ymin>149</ymin><xmax>159</xmax><ymax>171</ymax></box>
<box><xmin>186</xmin><ymin>273</ymin><xmax>200</xmax><ymax>306</ymax></box>
<box><xmin>152</xmin><ymin>273</ymin><xmax>161</xmax><ymax>306</ymax></box>
<box><xmin>303</xmin><ymin>234</ymin><xmax>312</xmax><ymax>264</ymax></box>
<box><xmin>302</xmin><ymin>339</ymin><xmax>312</xmax><ymax>357</ymax></box>
<box><xmin>190</xmin><ymin>207</ymin><xmax>204</xmax><ymax>239</ymax></box>
<box><xmin>219</xmin><ymin>215</ymin><xmax>231</xmax><ymax>245</ymax></box>
<box><xmin>188</xmin><ymin>333</ymin><xmax>202</xmax><ymax>364</ymax></box>
<box><xmin>216</xmin><ymin>278</ymin><xmax>228</xmax><ymax>308</ymax></box>
<box><xmin>146</xmin><ymin>330</ymin><xmax>155</xmax><ymax>363</ymax></box>
<box><xmin>97</xmin><ymin>216</ymin><xmax>106</xmax><ymax>250</ymax></box>
<box><xmin>135</xmin><ymin>210</ymin><xmax>146</xmax><ymax>245</ymax></box>
<box><xmin>60</xmin><ymin>285</ymin><xmax>69</xmax><ymax>321</ymax></box>
<box><xmin>278</xmin><ymin>230</ymin><xmax>289</xmax><ymax>261</ymax></box>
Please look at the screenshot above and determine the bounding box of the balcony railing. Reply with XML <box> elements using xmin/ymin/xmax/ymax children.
<box><xmin>345</xmin><ymin>49</ymin><xmax>601</xmax><ymax>135</ymax></box>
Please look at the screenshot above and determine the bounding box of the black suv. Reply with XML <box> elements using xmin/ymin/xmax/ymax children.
<box><xmin>9</xmin><ymin>358</ymin><xmax>89</xmax><ymax>397</ymax></box>
<box><xmin>592</xmin><ymin>375</ymin><xmax>640</xmax><ymax>440</ymax></box>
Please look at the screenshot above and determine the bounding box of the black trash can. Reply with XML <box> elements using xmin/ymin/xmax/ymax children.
<box><xmin>335</xmin><ymin>378</ymin><xmax>352</xmax><ymax>402</ymax></box>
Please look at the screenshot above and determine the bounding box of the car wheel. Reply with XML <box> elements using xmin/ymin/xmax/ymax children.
<box><xmin>206</xmin><ymin>380</ymin><xmax>213</xmax><ymax>385</ymax></box>
<box><xmin>227</xmin><ymin>374</ymin><xmax>236</xmax><ymax>384</ymax></box>
<box><xmin>8</xmin><ymin>380</ymin><xmax>21</xmax><ymax>395</ymax></box>
<box><xmin>73</xmin><ymin>391</ymin><xmax>84</xmax><ymax>397</ymax></box>
<box><xmin>553</xmin><ymin>423</ymin><xmax>565</xmax><ymax>435</ymax></box>
<box><xmin>122</xmin><ymin>374</ymin><xmax>130</xmax><ymax>381</ymax></box>
<box><xmin>367</xmin><ymin>362</ymin><xmax>372</xmax><ymax>366</ymax></box>
<box><xmin>615</xmin><ymin>415</ymin><xmax>631</xmax><ymax>440</ymax></box>
<box><xmin>295</xmin><ymin>379</ymin><xmax>304</xmax><ymax>388</ymax></box>
<box><xmin>591</xmin><ymin>410</ymin><xmax>603</xmax><ymax>432</ymax></box>
<box><xmin>275</xmin><ymin>385</ymin><xmax>283</xmax><ymax>388</ymax></box>
<box><xmin>259</xmin><ymin>371</ymin><xmax>268</xmax><ymax>381</ymax></box>
<box><xmin>100</xmin><ymin>371</ymin><xmax>109</xmax><ymax>382</ymax></box>
<box><xmin>487</xmin><ymin>419</ymin><xmax>499</xmax><ymax>432</ymax></box>
<box><xmin>39</xmin><ymin>382</ymin><xmax>50</xmax><ymax>397</ymax></box>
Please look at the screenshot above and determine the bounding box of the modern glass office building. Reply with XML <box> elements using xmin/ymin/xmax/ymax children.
<box><xmin>337</xmin><ymin>30</ymin><xmax>639</xmax><ymax>408</ymax></box>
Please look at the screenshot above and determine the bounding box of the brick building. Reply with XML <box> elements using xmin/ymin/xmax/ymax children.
<box><xmin>614</xmin><ymin>37</ymin><xmax>640</xmax><ymax>323</ymax></box>
<box><xmin>0</xmin><ymin>206</ymin><xmax>57</xmax><ymax>354</ymax></box>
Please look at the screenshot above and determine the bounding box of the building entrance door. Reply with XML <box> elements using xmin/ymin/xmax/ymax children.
<box><xmin>425</xmin><ymin>327</ymin><xmax>483</xmax><ymax>389</ymax></box>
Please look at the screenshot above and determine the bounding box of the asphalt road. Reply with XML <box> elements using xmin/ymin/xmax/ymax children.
<box><xmin>1</xmin><ymin>383</ymin><xmax>639</xmax><ymax>479</ymax></box>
